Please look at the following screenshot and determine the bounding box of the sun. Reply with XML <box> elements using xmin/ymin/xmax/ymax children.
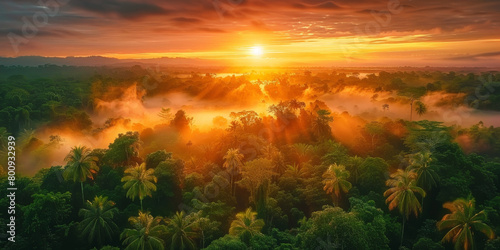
<box><xmin>249</xmin><ymin>46</ymin><xmax>264</xmax><ymax>57</ymax></box>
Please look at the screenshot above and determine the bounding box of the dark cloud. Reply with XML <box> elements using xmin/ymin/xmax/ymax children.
<box><xmin>3</xmin><ymin>0</ymin><xmax>500</xmax><ymax>37</ymax></box>
<box><xmin>447</xmin><ymin>51</ymin><xmax>500</xmax><ymax>61</ymax></box>
<box><xmin>1</xmin><ymin>0</ymin><xmax>500</xmax><ymax>64</ymax></box>
<box><xmin>198</xmin><ymin>27</ymin><xmax>226</xmax><ymax>33</ymax></box>
<box><xmin>71</xmin><ymin>0</ymin><xmax>170</xmax><ymax>19</ymax></box>
<box><xmin>290</xmin><ymin>1</ymin><xmax>341</xmax><ymax>10</ymax></box>
<box><xmin>315</xmin><ymin>2</ymin><xmax>341</xmax><ymax>10</ymax></box>
<box><xmin>170</xmin><ymin>17</ymin><xmax>202</xmax><ymax>24</ymax></box>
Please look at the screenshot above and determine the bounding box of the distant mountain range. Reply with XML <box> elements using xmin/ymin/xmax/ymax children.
<box><xmin>1</xmin><ymin>56</ymin><xmax>499</xmax><ymax>72</ymax></box>
<box><xmin>0</xmin><ymin>56</ymin><xmax>222</xmax><ymax>67</ymax></box>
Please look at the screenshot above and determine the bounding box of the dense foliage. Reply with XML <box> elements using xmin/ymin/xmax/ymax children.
<box><xmin>1</xmin><ymin>66</ymin><xmax>499</xmax><ymax>249</ymax></box>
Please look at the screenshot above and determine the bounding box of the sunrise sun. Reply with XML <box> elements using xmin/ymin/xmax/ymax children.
<box><xmin>249</xmin><ymin>46</ymin><xmax>264</xmax><ymax>57</ymax></box>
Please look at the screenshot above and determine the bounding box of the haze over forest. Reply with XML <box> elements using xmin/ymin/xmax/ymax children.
<box><xmin>1</xmin><ymin>0</ymin><xmax>500</xmax><ymax>250</ymax></box>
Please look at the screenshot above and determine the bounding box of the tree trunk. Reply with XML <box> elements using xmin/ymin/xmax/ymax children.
<box><xmin>140</xmin><ymin>198</ymin><xmax>143</xmax><ymax>211</ymax></box>
<box><xmin>201</xmin><ymin>230</ymin><xmax>205</xmax><ymax>248</ymax></box>
<box><xmin>410</xmin><ymin>102</ymin><xmax>413</xmax><ymax>121</ymax></box>
<box><xmin>81</xmin><ymin>181</ymin><xmax>85</xmax><ymax>204</ymax></box>
<box><xmin>422</xmin><ymin>197</ymin><xmax>425</xmax><ymax>212</ymax></box>
<box><xmin>230</xmin><ymin>173</ymin><xmax>234</xmax><ymax>196</ymax></box>
<box><xmin>400</xmin><ymin>216</ymin><xmax>405</xmax><ymax>247</ymax></box>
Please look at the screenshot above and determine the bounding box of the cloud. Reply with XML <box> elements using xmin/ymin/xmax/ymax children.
<box><xmin>446</xmin><ymin>51</ymin><xmax>500</xmax><ymax>61</ymax></box>
<box><xmin>198</xmin><ymin>27</ymin><xmax>226</xmax><ymax>33</ymax></box>
<box><xmin>1</xmin><ymin>0</ymin><xmax>500</xmax><ymax>66</ymax></box>
<box><xmin>314</xmin><ymin>2</ymin><xmax>342</xmax><ymax>10</ymax></box>
<box><xmin>71</xmin><ymin>0</ymin><xmax>170</xmax><ymax>19</ymax></box>
<box><xmin>170</xmin><ymin>17</ymin><xmax>202</xmax><ymax>24</ymax></box>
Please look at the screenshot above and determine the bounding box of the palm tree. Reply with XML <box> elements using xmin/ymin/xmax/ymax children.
<box><xmin>228</xmin><ymin>120</ymin><xmax>241</xmax><ymax>132</ymax></box>
<box><xmin>346</xmin><ymin>156</ymin><xmax>364</xmax><ymax>185</ymax></box>
<box><xmin>261</xmin><ymin>144</ymin><xmax>286</xmax><ymax>176</ymax></box>
<box><xmin>63</xmin><ymin>146</ymin><xmax>99</xmax><ymax>204</ymax></box>
<box><xmin>79</xmin><ymin>196</ymin><xmax>119</xmax><ymax>247</ymax></box>
<box><xmin>408</xmin><ymin>151</ymin><xmax>439</xmax><ymax>211</ymax></box>
<box><xmin>17</xmin><ymin>128</ymin><xmax>35</xmax><ymax>148</ymax></box>
<box><xmin>229</xmin><ymin>208</ymin><xmax>265</xmax><ymax>244</ymax></box>
<box><xmin>415</xmin><ymin>101</ymin><xmax>427</xmax><ymax>118</ymax></box>
<box><xmin>158</xmin><ymin>107</ymin><xmax>173</xmax><ymax>123</ymax></box>
<box><xmin>165</xmin><ymin>211</ymin><xmax>198</xmax><ymax>250</ymax></box>
<box><xmin>293</xmin><ymin>143</ymin><xmax>314</xmax><ymax>164</ymax></box>
<box><xmin>284</xmin><ymin>163</ymin><xmax>308</xmax><ymax>179</ymax></box>
<box><xmin>223</xmin><ymin>148</ymin><xmax>244</xmax><ymax>195</ymax></box>
<box><xmin>261</xmin><ymin>144</ymin><xmax>278</xmax><ymax>160</ymax></box>
<box><xmin>312</xmin><ymin>109</ymin><xmax>333</xmax><ymax>140</ymax></box>
<box><xmin>288</xmin><ymin>99</ymin><xmax>305</xmax><ymax>113</ymax></box>
<box><xmin>121</xmin><ymin>211</ymin><xmax>167</xmax><ymax>250</ymax></box>
<box><xmin>322</xmin><ymin>164</ymin><xmax>352</xmax><ymax>206</ymax></box>
<box><xmin>121</xmin><ymin>163</ymin><xmax>157</xmax><ymax>210</ymax></box>
<box><xmin>382</xmin><ymin>104</ymin><xmax>389</xmax><ymax>111</ymax></box>
<box><xmin>384</xmin><ymin>169</ymin><xmax>426</xmax><ymax>247</ymax></box>
<box><xmin>437</xmin><ymin>197</ymin><xmax>495</xmax><ymax>250</ymax></box>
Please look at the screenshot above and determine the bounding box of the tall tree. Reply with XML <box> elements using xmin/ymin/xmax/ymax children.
<box><xmin>312</xmin><ymin>109</ymin><xmax>333</xmax><ymax>140</ymax></box>
<box><xmin>171</xmin><ymin>110</ymin><xmax>193</xmax><ymax>133</ymax></box>
<box><xmin>237</xmin><ymin>158</ymin><xmax>276</xmax><ymax>203</ymax></box>
<box><xmin>322</xmin><ymin>163</ymin><xmax>352</xmax><ymax>206</ymax></box>
<box><xmin>288</xmin><ymin>99</ymin><xmax>306</xmax><ymax>113</ymax></box>
<box><xmin>229</xmin><ymin>110</ymin><xmax>261</xmax><ymax>130</ymax></box>
<box><xmin>79</xmin><ymin>196</ymin><xmax>119</xmax><ymax>247</ymax></box>
<box><xmin>437</xmin><ymin>197</ymin><xmax>495</xmax><ymax>250</ymax></box>
<box><xmin>229</xmin><ymin>208</ymin><xmax>265</xmax><ymax>244</ymax></box>
<box><xmin>408</xmin><ymin>151</ymin><xmax>439</xmax><ymax>195</ymax></box>
<box><xmin>284</xmin><ymin>163</ymin><xmax>309</xmax><ymax>179</ymax></box>
<box><xmin>384</xmin><ymin>169</ymin><xmax>426</xmax><ymax>247</ymax></box>
<box><xmin>121</xmin><ymin>211</ymin><xmax>167</xmax><ymax>250</ymax></box>
<box><xmin>121</xmin><ymin>163</ymin><xmax>157</xmax><ymax>210</ymax></box>
<box><xmin>104</xmin><ymin>131</ymin><xmax>141</xmax><ymax>167</ymax></box>
<box><xmin>158</xmin><ymin>107</ymin><xmax>173</xmax><ymax>123</ymax></box>
<box><xmin>165</xmin><ymin>211</ymin><xmax>199</xmax><ymax>250</ymax></box>
<box><xmin>261</xmin><ymin>144</ymin><xmax>286</xmax><ymax>176</ymax></box>
<box><xmin>345</xmin><ymin>156</ymin><xmax>364</xmax><ymax>185</ymax></box>
<box><xmin>382</xmin><ymin>104</ymin><xmax>389</xmax><ymax>111</ymax></box>
<box><xmin>63</xmin><ymin>146</ymin><xmax>98</xmax><ymax>204</ymax></box>
<box><xmin>364</xmin><ymin>121</ymin><xmax>384</xmax><ymax>149</ymax></box>
<box><xmin>222</xmin><ymin>148</ymin><xmax>244</xmax><ymax>196</ymax></box>
<box><xmin>415</xmin><ymin>101</ymin><xmax>427</xmax><ymax>118</ymax></box>
<box><xmin>293</xmin><ymin>143</ymin><xmax>314</xmax><ymax>164</ymax></box>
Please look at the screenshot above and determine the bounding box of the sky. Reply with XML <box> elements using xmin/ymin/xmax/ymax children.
<box><xmin>1</xmin><ymin>0</ymin><xmax>500</xmax><ymax>67</ymax></box>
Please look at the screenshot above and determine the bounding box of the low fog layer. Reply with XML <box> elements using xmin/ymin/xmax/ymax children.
<box><xmin>14</xmin><ymin>70</ymin><xmax>500</xmax><ymax>175</ymax></box>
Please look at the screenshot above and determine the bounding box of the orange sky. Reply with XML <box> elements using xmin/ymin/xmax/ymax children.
<box><xmin>2</xmin><ymin>0</ymin><xmax>500</xmax><ymax>67</ymax></box>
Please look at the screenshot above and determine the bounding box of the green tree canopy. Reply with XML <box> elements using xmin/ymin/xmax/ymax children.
<box><xmin>121</xmin><ymin>163</ymin><xmax>157</xmax><ymax>210</ymax></box>
<box><xmin>297</xmin><ymin>206</ymin><xmax>370</xmax><ymax>249</ymax></box>
<box><xmin>165</xmin><ymin>211</ymin><xmax>199</xmax><ymax>250</ymax></box>
<box><xmin>229</xmin><ymin>208</ymin><xmax>265</xmax><ymax>244</ymax></box>
<box><xmin>437</xmin><ymin>197</ymin><xmax>495</xmax><ymax>250</ymax></box>
<box><xmin>79</xmin><ymin>196</ymin><xmax>119</xmax><ymax>247</ymax></box>
<box><xmin>63</xmin><ymin>145</ymin><xmax>98</xmax><ymax>203</ymax></box>
<box><xmin>104</xmin><ymin>131</ymin><xmax>141</xmax><ymax>167</ymax></box>
<box><xmin>121</xmin><ymin>211</ymin><xmax>167</xmax><ymax>250</ymax></box>
<box><xmin>322</xmin><ymin>163</ymin><xmax>352</xmax><ymax>206</ymax></box>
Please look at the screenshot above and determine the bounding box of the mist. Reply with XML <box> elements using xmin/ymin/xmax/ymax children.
<box><xmin>16</xmin><ymin>70</ymin><xmax>500</xmax><ymax>175</ymax></box>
